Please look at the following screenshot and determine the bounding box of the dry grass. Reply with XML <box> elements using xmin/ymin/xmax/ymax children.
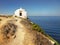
<box><xmin>0</xmin><ymin>16</ymin><xmax>59</xmax><ymax>45</ymax></box>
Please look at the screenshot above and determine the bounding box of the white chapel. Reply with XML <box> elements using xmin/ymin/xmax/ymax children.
<box><xmin>14</xmin><ymin>8</ymin><xmax>27</xmax><ymax>19</ymax></box>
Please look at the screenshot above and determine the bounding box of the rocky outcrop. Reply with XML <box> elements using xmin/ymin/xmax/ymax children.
<box><xmin>0</xmin><ymin>15</ymin><xmax>57</xmax><ymax>45</ymax></box>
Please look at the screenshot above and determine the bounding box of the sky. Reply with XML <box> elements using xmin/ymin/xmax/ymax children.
<box><xmin>0</xmin><ymin>0</ymin><xmax>60</xmax><ymax>16</ymax></box>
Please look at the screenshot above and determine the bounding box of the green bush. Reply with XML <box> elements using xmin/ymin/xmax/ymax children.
<box><xmin>31</xmin><ymin>23</ymin><xmax>44</xmax><ymax>32</ymax></box>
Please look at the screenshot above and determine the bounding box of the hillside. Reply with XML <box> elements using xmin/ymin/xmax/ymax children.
<box><xmin>0</xmin><ymin>15</ymin><xmax>59</xmax><ymax>45</ymax></box>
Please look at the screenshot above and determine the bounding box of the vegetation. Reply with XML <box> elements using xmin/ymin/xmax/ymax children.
<box><xmin>31</xmin><ymin>22</ymin><xmax>60</xmax><ymax>45</ymax></box>
<box><xmin>31</xmin><ymin>22</ymin><xmax>46</xmax><ymax>34</ymax></box>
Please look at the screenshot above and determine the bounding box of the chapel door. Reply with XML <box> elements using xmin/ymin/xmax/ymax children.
<box><xmin>20</xmin><ymin>11</ymin><xmax>22</xmax><ymax>16</ymax></box>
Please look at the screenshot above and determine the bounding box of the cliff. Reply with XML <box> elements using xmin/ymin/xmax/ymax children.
<box><xmin>0</xmin><ymin>15</ymin><xmax>59</xmax><ymax>45</ymax></box>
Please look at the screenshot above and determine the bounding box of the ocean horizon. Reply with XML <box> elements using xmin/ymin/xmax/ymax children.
<box><xmin>29</xmin><ymin>16</ymin><xmax>60</xmax><ymax>43</ymax></box>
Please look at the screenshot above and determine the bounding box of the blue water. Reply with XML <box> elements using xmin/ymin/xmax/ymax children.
<box><xmin>29</xmin><ymin>16</ymin><xmax>60</xmax><ymax>43</ymax></box>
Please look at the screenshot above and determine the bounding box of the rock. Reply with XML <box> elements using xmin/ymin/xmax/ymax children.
<box><xmin>0</xmin><ymin>15</ymin><xmax>57</xmax><ymax>45</ymax></box>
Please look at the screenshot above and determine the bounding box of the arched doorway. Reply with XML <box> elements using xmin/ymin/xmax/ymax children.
<box><xmin>19</xmin><ymin>11</ymin><xmax>22</xmax><ymax>16</ymax></box>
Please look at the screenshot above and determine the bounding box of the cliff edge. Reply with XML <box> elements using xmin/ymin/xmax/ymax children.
<box><xmin>0</xmin><ymin>15</ymin><xmax>59</xmax><ymax>45</ymax></box>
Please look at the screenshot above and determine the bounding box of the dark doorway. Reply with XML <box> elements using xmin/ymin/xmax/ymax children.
<box><xmin>20</xmin><ymin>12</ymin><xmax>22</xmax><ymax>16</ymax></box>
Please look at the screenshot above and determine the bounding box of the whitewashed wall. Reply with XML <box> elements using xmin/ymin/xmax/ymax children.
<box><xmin>14</xmin><ymin>8</ymin><xmax>27</xmax><ymax>19</ymax></box>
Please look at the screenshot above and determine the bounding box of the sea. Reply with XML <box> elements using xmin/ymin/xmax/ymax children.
<box><xmin>29</xmin><ymin>16</ymin><xmax>60</xmax><ymax>43</ymax></box>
